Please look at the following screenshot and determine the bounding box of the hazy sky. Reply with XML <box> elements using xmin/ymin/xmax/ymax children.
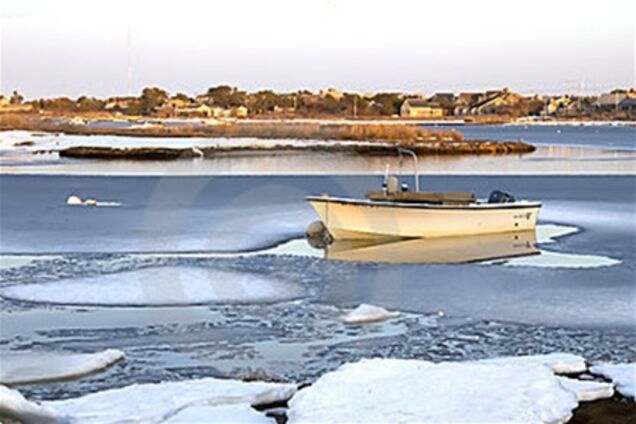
<box><xmin>0</xmin><ymin>0</ymin><xmax>634</xmax><ymax>98</ymax></box>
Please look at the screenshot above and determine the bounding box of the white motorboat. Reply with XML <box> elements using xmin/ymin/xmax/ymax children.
<box><xmin>307</xmin><ymin>149</ymin><xmax>541</xmax><ymax>240</ymax></box>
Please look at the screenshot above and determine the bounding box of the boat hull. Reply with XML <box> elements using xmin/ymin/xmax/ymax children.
<box><xmin>325</xmin><ymin>230</ymin><xmax>539</xmax><ymax>264</ymax></box>
<box><xmin>307</xmin><ymin>196</ymin><xmax>541</xmax><ymax>239</ymax></box>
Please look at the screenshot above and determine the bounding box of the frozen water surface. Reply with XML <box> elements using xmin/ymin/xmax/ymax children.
<box><xmin>1</xmin><ymin>267</ymin><xmax>302</xmax><ymax>306</ymax></box>
<box><xmin>1</xmin><ymin>128</ymin><xmax>634</xmax><ymax>403</ymax></box>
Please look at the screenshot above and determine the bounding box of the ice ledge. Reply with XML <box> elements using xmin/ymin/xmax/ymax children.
<box><xmin>0</xmin><ymin>349</ymin><xmax>124</xmax><ymax>386</ymax></box>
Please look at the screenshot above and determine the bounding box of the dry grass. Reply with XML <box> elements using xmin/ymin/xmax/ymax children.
<box><xmin>0</xmin><ymin>113</ymin><xmax>463</xmax><ymax>144</ymax></box>
<box><xmin>2</xmin><ymin>113</ymin><xmax>534</xmax><ymax>157</ymax></box>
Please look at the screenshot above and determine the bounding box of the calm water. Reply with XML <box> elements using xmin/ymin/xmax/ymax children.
<box><xmin>425</xmin><ymin>124</ymin><xmax>636</xmax><ymax>151</ymax></box>
<box><xmin>0</xmin><ymin>126</ymin><xmax>635</xmax><ymax>401</ymax></box>
<box><xmin>1</xmin><ymin>127</ymin><xmax>635</xmax><ymax>175</ymax></box>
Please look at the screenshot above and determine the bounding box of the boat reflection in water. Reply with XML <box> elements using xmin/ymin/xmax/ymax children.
<box><xmin>314</xmin><ymin>230</ymin><xmax>539</xmax><ymax>264</ymax></box>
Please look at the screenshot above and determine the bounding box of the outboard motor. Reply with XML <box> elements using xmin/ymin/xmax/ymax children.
<box><xmin>488</xmin><ymin>190</ymin><xmax>516</xmax><ymax>204</ymax></box>
<box><xmin>386</xmin><ymin>176</ymin><xmax>400</xmax><ymax>194</ymax></box>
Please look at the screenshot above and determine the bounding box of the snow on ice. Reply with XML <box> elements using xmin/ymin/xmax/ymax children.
<box><xmin>343</xmin><ymin>304</ymin><xmax>400</xmax><ymax>324</ymax></box>
<box><xmin>0</xmin><ymin>349</ymin><xmax>124</xmax><ymax>385</ymax></box>
<box><xmin>590</xmin><ymin>363</ymin><xmax>635</xmax><ymax>399</ymax></box>
<box><xmin>288</xmin><ymin>358</ymin><xmax>579</xmax><ymax>424</ymax></box>
<box><xmin>0</xmin><ymin>267</ymin><xmax>302</xmax><ymax>306</ymax></box>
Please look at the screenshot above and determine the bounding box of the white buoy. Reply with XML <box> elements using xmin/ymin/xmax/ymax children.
<box><xmin>66</xmin><ymin>195</ymin><xmax>83</xmax><ymax>206</ymax></box>
<box><xmin>84</xmin><ymin>198</ymin><xmax>97</xmax><ymax>207</ymax></box>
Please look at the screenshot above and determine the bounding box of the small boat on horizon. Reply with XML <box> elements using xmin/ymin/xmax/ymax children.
<box><xmin>306</xmin><ymin>149</ymin><xmax>541</xmax><ymax>241</ymax></box>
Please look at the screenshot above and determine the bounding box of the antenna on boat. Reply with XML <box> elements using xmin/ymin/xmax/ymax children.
<box><xmin>397</xmin><ymin>148</ymin><xmax>420</xmax><ymax>192</ymax></box>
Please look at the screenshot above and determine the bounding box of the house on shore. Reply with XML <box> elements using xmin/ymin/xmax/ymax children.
<box><xmin>454</xmin><ymin>93</ymin><xmax>486</xmax><ymax>115</ymax></box>
<box><xmin>461</xmin><ymin>88</ymin><xmax>523</xmax><ymax>115</ymax></box>
<box><xmin>595</xmin><ymin>92</ymin><xmax>628</xmax><ymax>111</ymax></box>
<box><xmin>400</xmin><ymin>99</ymin><xmax>445</xmax><ymax>118</ymax></box>
<box><xmin>618</xmin><ymin>98</ymin><xmax>636</xmax><ymax>116</ymax></box>
<box><xmin>428</xmin><ymin>93</ymin><xmax>456</xmax><ymax>115</ymax></box>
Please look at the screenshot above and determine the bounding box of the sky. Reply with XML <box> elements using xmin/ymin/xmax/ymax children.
<box><xmin>0</xmin><ymin>0</ymin><xmax>634</xmax><ymax>99</ymax></box>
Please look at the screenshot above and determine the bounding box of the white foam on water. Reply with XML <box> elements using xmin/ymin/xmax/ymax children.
<box><xmin>590</xmin><ymin>363</ymin><xmax>636</xmax><ymax>399</ymax></box>
<box><xmin>288</xmin><ymin>357</ymin><xmax>578</xmax><ymax>424</ymax></box>
<box><xmin>0</xmin><ymin>267</ymin><xmax>302</xmax><ymax>306</ymax></box>
<box><xmin>0</xmin><ymin>349</ymin><xmax>124</xmax><ymax>385</ymax></box>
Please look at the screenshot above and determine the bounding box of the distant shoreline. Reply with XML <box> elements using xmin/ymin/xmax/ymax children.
<box><xmin>0</xmin><ymin>114</ymin><xmax>536</xmax><ymax>159</ymax></box>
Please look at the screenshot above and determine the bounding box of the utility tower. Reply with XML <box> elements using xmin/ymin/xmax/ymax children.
<box><xmin>127</xmin><ymin>27</ymin><xmax>133</xmax><ymax>96</ymax></box>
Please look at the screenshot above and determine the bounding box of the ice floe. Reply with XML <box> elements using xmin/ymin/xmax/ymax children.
<box><xmin>0</xmin><ymin>267</ymin><xmax>302</xmax><ymax>306</ymax></box>
<box><xmin>535</xmin><ymin>224</ymin><xmax>579</xmax><ymax>244</ymax></box>
<box><xmin>287</xmin><ymin>358</ymin><xmax>579</xmax><ymax>424</ymax></box>
<box><xmin>66</xmin><ymin>194</ymin><xmax>122</xmax><ymax>207</ymax></box>
<box><xmin>66</xmin><ymin>194</ymin><xmax>83</xmax><ymax>206</ymax></box>
<box><xmin>590</xmin><ymin>363</ymin><xmax>635</xmax><ymax>399</ymax></box>
<box><xmin>0</xmin><ymin>349</ymin><xmax>124</xmax><ymax>385</ymax></box>
<box><xmin>0</xmin><ymin>384</ymin><xmax>60</xmax><ymax>424</ymax></box>
<box><xmin>556</xmin><ymin>376</ymin><xmax>614</xmax><ymax>402</ymax></box>
<box><xmin>478</xmin><ymin>352</ymin><xmax>587</xmax><ymax>374</ymax></box>
<box><xmin>505</xmin><ymin>250</ymin><xmax>620</xmax><ymax>268</ymax></box>
<box><xmin>343</xmin><ymin>304</ymin><xmax>400</xmax><ymax>324</ymax></box>
<box><xmin>43</xmin><ymin>377</ymin><xmax>296</xmax><ymax>423</ymax></box>
<box><xmin>0</xmin><ymin>255</ymin><xmax>61</xmax><ymax>270</ymax></box>
<box><xmin>502</xmin><ymin>224</ymin><xmax>621</xmax><ymax>268</ymax></box>
<box><xmin>166</xmin><ymin>403</ymin><xmax>274</xmax><ymax>423</ymax></box>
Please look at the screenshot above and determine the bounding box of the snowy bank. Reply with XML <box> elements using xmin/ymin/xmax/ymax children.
<box><xmin>288</xmin><ymin>358</ymin><xmax>579</xmax><ymax>424</ymax></box>
<box><xmin>343</xmin><ymin>304</ymin><xmax>400</xmax><ymax>324</ymax></box>
<box><xmin>590</xmin><ymin>363</ymin><xmax>635</xmax><ymax>399</ymax></box>
<box><xmin>1</xmin><ymin>377</ymin><xmax>296</xmax><ymax>423</ymax></box>
<box><xmin>0</xmin><ymin>385</ymin><xmax>60</xmax><ymax>424</ymax></box>
<box><xmin>0</xmin><ymin>349</ymin><xmax>124</xmax><ymax>385</ymax></box>
<box><xmin>42</xmin><ymin>377</ymin><xmax>296</xmax><ymax>423</ymax></box>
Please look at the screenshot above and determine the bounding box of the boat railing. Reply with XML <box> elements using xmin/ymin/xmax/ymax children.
<box><xmin>397</xmin><ymin>148</ymin><xmax>420</xmax><ymax>192</ymax></box>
